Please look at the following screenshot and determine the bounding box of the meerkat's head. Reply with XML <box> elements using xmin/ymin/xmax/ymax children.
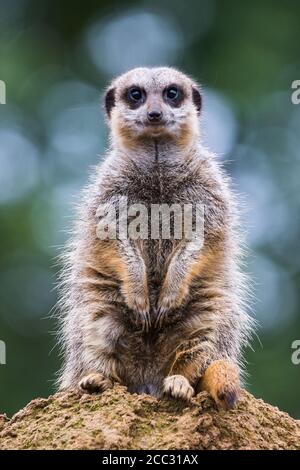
<box><xmin>104</xmin><ymin>67</ymin><xmax>202</xmax><ymax>148</ymax></box>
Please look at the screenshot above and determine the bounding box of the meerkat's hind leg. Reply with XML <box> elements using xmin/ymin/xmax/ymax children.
<box><xmin>197</xmin><ymin>359</ymin><xmax>240</xmax><ymax>410</ymax></box>
<box><xmin>79</xmin><ymin>372</ymin><xmax>114</xmax><ymax>394</ymax></box>
<box><xmin>163</xmin><ymin>375</ymin><xmax>195</xmax><ymax>401</ymax></box>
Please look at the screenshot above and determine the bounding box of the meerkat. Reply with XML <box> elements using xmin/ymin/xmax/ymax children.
<box><xmin>57</xmin><ymin>67</ymin><xmax>253</xmax><ymax>409</ymax></box>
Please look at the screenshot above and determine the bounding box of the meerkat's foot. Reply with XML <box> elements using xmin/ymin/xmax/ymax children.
<box><xmin>79</xmin><ymin>373</ymin><xmax>113</xmax><ymax>394</ymax></box>
<box><xmin>163</xmin><ymin>375</ymin><xmax>194</xmax><ymax>401</ymax></box>
<box><xmin>198</xmin><ymin>359</ymin><xmax>240</xmax><ymax>410</ymax></box>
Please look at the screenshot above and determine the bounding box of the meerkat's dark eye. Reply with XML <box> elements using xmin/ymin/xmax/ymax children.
<box><xmin>164</xmin><ymin>85</ymin><xmax>183</xmax><ymax>107</ymax></box>
<box><xmin>128</xmin><ymin>87</ymin><xmax>143</xmax><ymax>103</ymax></box>
<box><xmin>166</xmin><ymin>86</ymin><xmax>179</xmax><ymax>100</ymax></box>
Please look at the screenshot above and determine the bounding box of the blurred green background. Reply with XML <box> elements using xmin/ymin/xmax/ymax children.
<box><xmin>0</xmin><ymin>0</ymin><xmax>300</xmax><ymax>418</ymax></box>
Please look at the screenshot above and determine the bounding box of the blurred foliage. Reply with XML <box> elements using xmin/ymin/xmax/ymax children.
<box><xmin>0</xmin><ymin>0</ymin><xmax>300</xmax><ymax>417</ymax></box>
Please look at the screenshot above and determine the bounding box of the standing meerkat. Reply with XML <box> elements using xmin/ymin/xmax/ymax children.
<box><xmin>57</xmin><ymin>67</ymin><xmax>253</xmax><ymax>409</ymax></box>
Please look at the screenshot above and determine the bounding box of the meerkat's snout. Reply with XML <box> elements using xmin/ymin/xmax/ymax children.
<box><xmin>147</xmin><ymin>109</ymin><xmax>163</xmax><ymax>123</ymax></box>
<box><xmin>145</xmin><ymin>94</ymin><xmax>165</xmax><ymax>126</ymax></box>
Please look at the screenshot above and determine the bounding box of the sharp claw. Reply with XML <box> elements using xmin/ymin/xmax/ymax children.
<box><xmin>139</xmin><ymin>308</ymin><xmax>151</xmax><ymax>332</ymax></box>
<box><xmin>155</xmin><ymin>309</ymin><xmax>161</xmax><ymax>328</ymax></box>
<box><xmin>130</xmin><ymin>297</ymin><xmax>151</xmax><ymax>331</ymax></box>
<box><xmin>155</xmin><ymin>305</ymin><xmax>167</xmax><ymax>328</ymax></box>
<box><xmin>146</xmin><ymin>312</ymin><xmax>151</xmax><ymax>330</ymax></box>
<box><xmin>142</xmin><ymin>312</ymin><xmax>150</xmax><ymax>332</ymax></box>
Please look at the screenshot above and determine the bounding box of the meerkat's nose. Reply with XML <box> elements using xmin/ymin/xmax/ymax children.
<box><xmin>147</xmin><ymin>110</ymin><xmax>163</xmax><ymax>123</ymax></box>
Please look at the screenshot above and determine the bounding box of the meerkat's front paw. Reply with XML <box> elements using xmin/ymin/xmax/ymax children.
<box><xmin>123</xmin><ymin>285</ymin><xmax>151</xmax><ymax>331</ymax></box>
<box><xmin>163</xmin><ymin>375</ymin><xmax>194</xmax><ymax>401</ymax></box>
<box><xmin>79</xmin><ymin>373</ymin><xmax>113</xmax><ymax>394</ymax></box>
<box><xmin>129</xmin><ymin>295</ymin><xmax>151</xmax><ymax>332</ymax></box>
<box><xmin>199</xmin><ymin>359</ymin><xmax>240</xmax><ymax>410</ymax></box>
<box><xmin>155</xmin><ymin>285</ymin><xmax>189</xmax><ymax>327</ymax></box>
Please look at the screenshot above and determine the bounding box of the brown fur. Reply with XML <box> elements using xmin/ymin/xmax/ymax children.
<box><xmin>57</xmin><ymin>67</ymin><xmax>253</xmax><ymax>408</ymax></box>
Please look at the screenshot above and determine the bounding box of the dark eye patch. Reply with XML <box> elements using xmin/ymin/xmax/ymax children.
<box><xmin>163</xmin><ymin>84</ymin><xmax>184</xmax><ymax>107</ymax></box>
<box><xmin>123</xmin><ymin>86</ymin><xmax>146</xmax><ymax>108</ymax></box>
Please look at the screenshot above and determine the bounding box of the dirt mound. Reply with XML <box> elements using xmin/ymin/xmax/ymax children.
<box><xmin>1</xmin><ymin>385</ymin><xmax>299</xmax><ymax>450</ymax></box>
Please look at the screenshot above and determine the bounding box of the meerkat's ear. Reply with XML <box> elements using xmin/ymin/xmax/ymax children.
<box><xmin>105</xmin><ymin>87</ymin><xmax>116</xmax><ymax>119</ymax></box>
<box><xmin>192</xmin><ymin>87</ymin><xmax>202</xmax><ymax>115</ymax></box>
